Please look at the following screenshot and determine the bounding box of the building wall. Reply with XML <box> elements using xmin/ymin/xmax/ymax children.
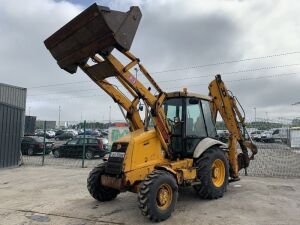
<box><xmin>0</xmin><ymin>83</ymin><xmax>26</xmax><ymax>109</ymax></box>
<box><xmin>0</xmin><ymin>83</ymin><xmax>26</xmax><ymax>168</ymax></box>
<box><xmin>289</xmin><ymin>128</ymin><xmax>300</xmax><ymax>148</ymax></box>
<box><xmin>25</xmin><ymin>116</ymin><xmax>36</xmax><ymax>135</ymax></box>
<box><xmin>36</xmin><ymin>120</ymin><xmax>56</xmax><ymax>129</ymax></box>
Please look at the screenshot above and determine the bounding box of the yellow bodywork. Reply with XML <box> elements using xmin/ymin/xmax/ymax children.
<box><xmin>104</xmin><ymin>128</ymin><xmax>197</xmax><ymax>191</ymax></box>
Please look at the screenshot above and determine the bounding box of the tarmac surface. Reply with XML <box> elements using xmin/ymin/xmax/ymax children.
<box><xmin>0</xmin><ymin>166</ymin><xmax>299</xmax><ymax>225</ymax></box>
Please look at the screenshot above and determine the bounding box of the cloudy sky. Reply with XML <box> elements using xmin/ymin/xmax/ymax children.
<box><xmin>0</xmin><ymin>0</ymin><xmax>300</xmax><ymax>123</ymax></box>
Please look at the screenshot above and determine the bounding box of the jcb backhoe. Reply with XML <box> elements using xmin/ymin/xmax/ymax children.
<box><xmin>44</xmin><ymin>4</ymin><xmax>257</xmax><ymax>222</ymax></box>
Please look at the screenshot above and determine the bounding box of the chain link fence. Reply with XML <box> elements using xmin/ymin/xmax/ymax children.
<box><xmin>21</xmin><ymin>119</ymin><xmax>300</xmax><ymax>178</ymax></box>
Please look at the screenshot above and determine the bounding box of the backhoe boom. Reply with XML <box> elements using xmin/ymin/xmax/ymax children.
<box><xmin>209</xmin><ymin>75</ymin><xmax>258</xmax><ymax>179</ymax></box>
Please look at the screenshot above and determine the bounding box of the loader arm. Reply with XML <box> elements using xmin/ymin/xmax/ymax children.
<box><xmin>82</xmin><ymin>50</ymin><xmax>172</xmax><ymax>152</ymax></box>
<box><xmin>44</xmin><ymin>4</ymin><xmax>172</xmax><ymax>155</ymax></box>
<box><xmin>209</xmin><ymin>75</ymin><xmax>257</xmax><ymax>179</ymax></box>
<box><xmin>79</xmin><ymin>63</ymin><xmax>143</xmax><ymax>131</ymax></box>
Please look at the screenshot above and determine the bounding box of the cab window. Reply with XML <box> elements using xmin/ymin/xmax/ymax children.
<box><xmin>88</xmin><ymin>139</ymin><xmax>98</xmax><ymax>144</ymax></box>
<box><xmin>186</xmin><ymin>98</ymin><xmax>207</xmax><ymax>137</ymax></box>
<box><xmin>67</xmin><ymin>139</ymin><xmax>78</xmax><ymax>145</ymax></box>
<box><xmin>163</xmin><ymin>98</ymin><xmax>182</xmax><ymax>121</ymax></box>
<box><xmin>78</xmin><ymin>138</ymin><xmax>88</xmax><ymax>145</ymax></box>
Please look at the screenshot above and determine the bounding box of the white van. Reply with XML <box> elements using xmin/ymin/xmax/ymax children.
<box><xmin>272</xmin><ymin>128</ymin><xmax>288</xmax><ymax>143</ymax></box>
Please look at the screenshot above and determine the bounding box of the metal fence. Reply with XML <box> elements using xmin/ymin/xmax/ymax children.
<box><xmin>20</xmin><ymin>119</ymin><xmax>300</xmax><ymax>178</ymax></box>
<box><xmin>21</xmin><ymin>120</ymin><xmax>103</xmax><ymax>168</ymax></box>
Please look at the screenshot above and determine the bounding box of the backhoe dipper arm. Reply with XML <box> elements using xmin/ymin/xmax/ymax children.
<box><xmin>209</xmin><ymin>75</ymin><xmax>258</xmax><ymax>179</ymax></box>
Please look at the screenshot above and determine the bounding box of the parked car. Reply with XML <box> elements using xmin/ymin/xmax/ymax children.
<box><xmin>272</xmin><ymin>128</ymin><xmax>288</xmax><ymax>143</ymax></box>
<box><xmin>78</xmin><ymin>129</ymin><xmax>93</xmax><ymax>136</ymax></box>
<box><xmin>65</xmin><ymin>129</ymin><xmax>79</xmax><ymax>136</ymax></box>
<box><xmin>21</xmin><ymin>136</ymin><xmax>54</xmax><ymax>155</ymax></box>
<box><xmin>52</xmin><ymin>137</ymin><xmax>107</xmax><ymax>159</ymax></box>
<box><xmin>250</xmin><ymin>130</ymin><xmax>262</xmax><ymax>142</ymax></box>
<box><xmin>55</xmin><ymin>129</ymin><xmax>65</xmax><ymax>136</ymax></box>
<box><xmin>100</xmin><ymin>137</ymin><xmax>109</xmax><ymax>150</ymax></box>
<box><xmin>55</xmin><ymin>132</ymin><xmax>75</xmax><ymax>140</ymax></box>
<box><xmin>217</xmin><ymin>130</ymin><xmax>229</xmax><ymax>143</ymax></box>
<box><xmin>35</xmin><ymin>129</ymin><xmax>55</xmax><ymax>139</ymax></box>
<box><xmin>261</xmin><ymin>131</ymin><xmax>274</xmax><ymax>143</ymax></box>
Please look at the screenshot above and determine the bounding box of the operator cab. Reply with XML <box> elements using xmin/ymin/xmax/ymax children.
<box><xmin>163</xmin><ymin>92</ymin><xmax>217</xmax><ymax>158</ymax></box>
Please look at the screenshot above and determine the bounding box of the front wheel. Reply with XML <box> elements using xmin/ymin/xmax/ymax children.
<box><xmin>138</xmin><ymin>170</ymin><xmax>178</xmax><ymax>222</ymax></box>
<box><xmin>87</xmin><ymin>163</ymin><xmax>119</xmax><ymax>201</ymax></box>
<box><xmin>193</xmin><ymin>146</ymin><xmax>229</xmax><ymax>199</ymax></box>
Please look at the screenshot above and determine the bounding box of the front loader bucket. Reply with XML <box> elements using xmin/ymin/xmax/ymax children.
<box><xmin>44</xmin><ymin>3</ymin><xmax>142</xmax><ymax>74</ymax></box>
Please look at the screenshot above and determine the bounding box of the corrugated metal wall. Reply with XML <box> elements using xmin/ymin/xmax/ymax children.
<box><xmin>0</xmin><ymin>83</ymin><xmax>26</xmax><ymax>109</ymax></box>
<box><xmin>0</xmin><ymin>83</ymin><xmax>26</xmax><ymax>168</ymax></box>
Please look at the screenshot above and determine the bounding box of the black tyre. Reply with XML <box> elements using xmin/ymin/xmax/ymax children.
<box><xmin>85</xmin><ymin>150</ymin><xmax>94</xmax><ymax>160</ymax></box>
<box><xmin>193</xmin><ymin>146</ymin><xmax>229</xmax><ymax>199</ymax></box>
<box><xmin>87</xmin><ymin>163</ymin><xmax>119</xmax><ymax>201</ymax></box>
<box><xmin>27</xmin><ymin>148</ymin><xmax>34</xmax><ymax>156</ymax></box>
<box><xmin>138</xmin><ymin>170</ymin><xmax>178</xmax><ymax>222</ymax></box>
<box><xmin>53</xmin><ymin>149</ymin><xmax>60</xmax><ymax>158</ymax></box>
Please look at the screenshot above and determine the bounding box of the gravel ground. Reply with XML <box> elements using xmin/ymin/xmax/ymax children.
<box><xmin>0</xmin><ymin>166</ymin><xmax>299</xmax><ymax>225</ymax></box>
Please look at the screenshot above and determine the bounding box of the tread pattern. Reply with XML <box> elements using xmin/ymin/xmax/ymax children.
<box><xmin>193</xmin><ymin>146</ymin><xmax>229</xmax><ymax>199</ymax></box>
<box><xmin>138</xmin><ymin>170</ymin><xmax>178</xmax><ymax>222</ymax></box>
<box><xmin>87</xmin><ymin>163</ymin><xmax>120</xmax><ymax>201</ymax></box>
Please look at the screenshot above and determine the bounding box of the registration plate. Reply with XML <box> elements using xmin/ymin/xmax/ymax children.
<box><xmin>110</xmin><ymin>152</ymin><xmax>125</xmax><ymax>158</ymax></box>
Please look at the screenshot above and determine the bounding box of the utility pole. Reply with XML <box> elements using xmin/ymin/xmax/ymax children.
<box><xmin>109</xmin><ymin>105</ymin><xmax>111</xmax><ymax>124</ymax></box>
<box><xmin>265</xmin><ymin>111</ymin><xmax>268</xmax><ymax>123</ymax></box>
<box><xmin>254</xmin><ymin>107</ymin><xmax>256</xmax><ymax>122</ymax></box>
<box><xmin>134</xmin><ymin>67</ymin><xmax>138</xmax><ymax>79</ymax></box>
<box><xmin>58</xmin><ymin>105</ymin><xmax>61</xmax><ymax>129</ymax></box>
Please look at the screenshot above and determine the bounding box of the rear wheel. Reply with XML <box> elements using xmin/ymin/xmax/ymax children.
<box><xmin>87</xmin><ymin>163</ymin><xmax>119</xmax><ymax>201</ymax></box>
<box><xmin>193</xmin><ymin>146</ymin><xmax>229</xmax><ymax>199</ymax></box>
<box><xmin>138</xmin><ymin>170</ymin><xmax>178</xmax><ymax>222</ymax></box>
<box><xmin>27</xmin><ymin>148</ymin><xmax>34</xmax><ymax>156</ymax></box>
<box><xmin>53</xmin><ymin>149</ymin><xmax>60</xmax><ymax>158</ymax></box>
<box><xmin>85</xmin><ymin>150</ymin><xmax>94</xmax><ymax>160</ymax></box>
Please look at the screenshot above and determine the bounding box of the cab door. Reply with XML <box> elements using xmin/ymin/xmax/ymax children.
<box><xmin>184</xmin><ymin>98</ymin><xmax>217</xmax><ymax>157</ymax></box>
<box><xmin>163</xmin><ymin>98</ymin><xmax>184</xmax><ymax>156</ymax></box>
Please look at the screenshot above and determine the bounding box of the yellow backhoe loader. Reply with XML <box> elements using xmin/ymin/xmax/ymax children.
<box><xmin>44</xmin><ymin>4</ymin><xmax>257</xmax><ymax>222</ymax></box>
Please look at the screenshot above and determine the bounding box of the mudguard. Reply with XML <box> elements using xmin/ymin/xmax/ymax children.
<box><xmin>193</xmin><ymin>137</ymin><xmax>227</xmax><ymax>159</ymax></box>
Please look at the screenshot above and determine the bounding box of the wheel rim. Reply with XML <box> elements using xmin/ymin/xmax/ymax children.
<box><xmin>86</xmin><ymin>152</ymin><xmax>92</xmax><ymax>159</ymax></box>
<box><xmin>54</xmin><ymin>151</ymin><xmax>59</xmax><ymax>157</ymax></box>
<box><xmin>211</xmin><ymin>159</ymin><xmax>225</xmax><ymax>187</ymax></box>
<box><xmin>156</xmin><ymin>184</ymin><xmax>172</xmax><ymax>210</ymax></box>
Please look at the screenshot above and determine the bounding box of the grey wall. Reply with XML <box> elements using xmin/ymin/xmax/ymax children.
<box><xmin>0</xmin><ymin>83</ymin><xmax>26</xmax><ymax>109</ymax></box>
<box><xmin>36</xmin><ymin>120</ymin><xmax>56</xmax><ymax>129</ymax></box>
<box><xmin>0</xmin><ymin>83</ymin><xmax>26</xmax><ymax>168</ymax></box>
<box><xmin>25</xmin><ymin>116</ymin><xmax>36</xmax><ymax>135</ymax></box>
<box><xmin>0</xmin><ymin>103</ymin><xmax>24</xmax><ymax>168</ymax></box>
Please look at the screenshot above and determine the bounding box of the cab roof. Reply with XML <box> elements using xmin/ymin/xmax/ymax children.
<box><xmin>166</xmin><ymin>91</ymin><xmax>212</xmax><ymax>101</ymax></box>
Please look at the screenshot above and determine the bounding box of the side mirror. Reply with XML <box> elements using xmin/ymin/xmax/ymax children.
<box><xmin>189</xmin><ymin>98</ymin><xmax>199</xmax><ymax>104</ymax></box>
